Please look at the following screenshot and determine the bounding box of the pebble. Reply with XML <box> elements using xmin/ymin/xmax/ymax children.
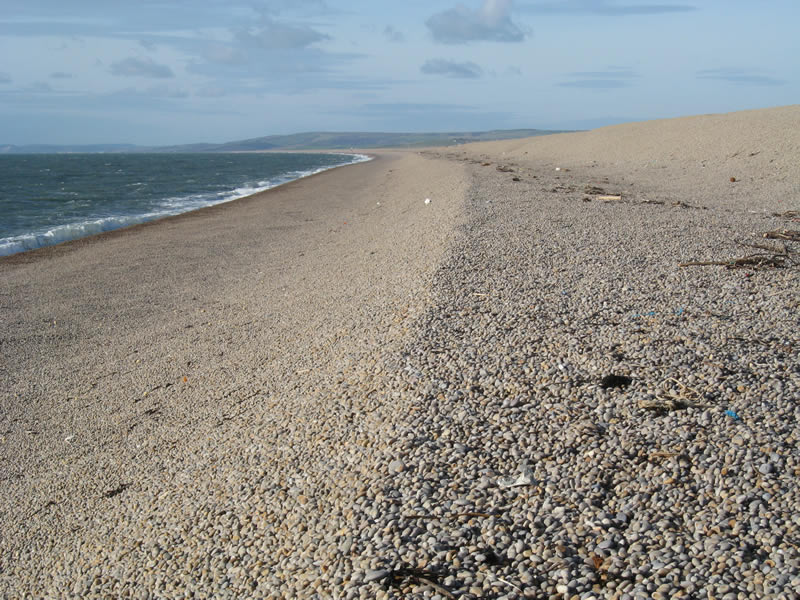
<box><xmin>387</xmin><ymin>459</ymin><xmax>405</xmax><ymax>473</ymax></box>
<box><xmin>363</xmin><ymin>569</ymin><xmax>390</xmax><ymax>583</ymax></box>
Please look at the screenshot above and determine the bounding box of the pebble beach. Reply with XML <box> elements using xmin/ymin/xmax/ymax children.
<box><xmin>1</xmin><ymin>105</ymin><xmax>799</xmax><ymax>599</ymax></box>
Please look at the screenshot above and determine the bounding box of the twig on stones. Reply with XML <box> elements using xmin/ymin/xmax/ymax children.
<box><xmin>490</xmin><ymin>575</ymin><xmax>524</xmax><ymax>593</ymax></box>
<box><xmin>737</xmin><ymin>240</ymin><xmax>789</xmax><ymax>254</ymax></box>
<box><xmin>389</xmin><ymin>568</ymin><xmax>455</xmax><ymax>599</ymax></box>
<box><xmin>679</xmin><ymin>254</ymin><xmax>792</xmax><ymax>269</ymax></box>
<box><xmin>763</xmin><ymin>229</ymin><xmax>800</xmax><ymax>241</ymax></box>
<box><xmin>403</xmin><ymin>511</ymin><xmax>497</xmax><ymax>520</ymax></box>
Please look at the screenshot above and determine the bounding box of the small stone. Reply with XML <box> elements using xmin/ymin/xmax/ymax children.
<box><xmin>758</xmin><ymin>463</ymin><xmax>775</xmax><ymax>475</ymax></box>
<box><xmin>364</xmin><ymin>569</ymin><xmax>390</xmax><ymax>583</ymax></box>
<box><xmin>388</xmin><ymin>460</ymin><xmax>405</xmax><ymax>473</ymax></box>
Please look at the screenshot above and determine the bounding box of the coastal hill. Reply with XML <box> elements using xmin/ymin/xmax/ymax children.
<box><xmin>0</xmin><ymin>129</ymin><xmax>563</xmax><ymax>154</ymax></box>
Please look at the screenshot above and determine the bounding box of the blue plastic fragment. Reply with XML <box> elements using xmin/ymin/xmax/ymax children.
<box><xmin>725</xmin><ymin>409</ymin><xmax>740</xmax><ymax>420</ymax></box>
<box><xmin>674</xmin><ymin>307</ymin><xmax>685</xmax><ymax>315</ymax></box>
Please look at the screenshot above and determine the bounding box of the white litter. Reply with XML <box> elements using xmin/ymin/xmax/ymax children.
<box><xmin>424</xmin><ymin>198</ymin><xmax>431</xmax><ymax>204</ymax></box>
<box><xmin>498</xmin><ymin>462</ymin><xmax>535</xmax><ymax>488</ymax></box>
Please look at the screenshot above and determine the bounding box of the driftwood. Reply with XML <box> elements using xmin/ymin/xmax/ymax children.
<box><xmin>764</xmin><ymin>229</ymin><xmax>800</xmax><ymax>242</ymax></box>
<box><xmin>680</xmin><ymin>254</ymin><xmax>793</xmax><ymax>269</ymax></box>
<box><xmin>403</xmin><ymin>511</ymin><xmax>497</xmax><ymax>520</ymax></box>
<box><xmin>773</xmin><ymin>210</ymin><xmax>799</xmax><ymax>221</ymax></box>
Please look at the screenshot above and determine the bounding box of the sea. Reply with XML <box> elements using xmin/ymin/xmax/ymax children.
<box><xmin>0</xmin><ymin>152</ymin><xmax>370</xmax><ymax>257</ymax></box>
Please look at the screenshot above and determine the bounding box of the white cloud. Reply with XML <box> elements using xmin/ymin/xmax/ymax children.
<box><xmin>427</xmin><ymin>0</ymin><xmax>525</xmax><ymax>44</ymax></box>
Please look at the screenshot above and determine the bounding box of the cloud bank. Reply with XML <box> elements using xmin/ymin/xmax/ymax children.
<box><xmin>558</xmin><ymin>66</ymin><xmax>638</xmax><ymax>89</ymax></box>
<box><xmin>236</xmin><ymin>19</ymin><xmax>330</xmax><ymax>50</ymax></box>
<box><xmin>519</xmin><ymin>1</ymin><xmax>695</xmax><ymax>15</ymax></box>
<box><xmin>697</xmin><ymin>68</ymin><xmax>785</xmax><ymax>86</ymax></box>
<box><xmin>110</xmin><ymin>57</ymin><xmax>175</xmax><ymax>78</ymax></box>
<box><xmin>427</xmin><ymin>0</ymin><xmax>526</xmax><ymax>44</ymax></box>
<box><xmin>421</xmin><ymin>59</ymin><xmax>484</xmax><ymax>78</ymax></box>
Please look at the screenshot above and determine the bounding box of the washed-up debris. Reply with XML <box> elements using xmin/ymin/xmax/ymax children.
<box><xmin>638</xmin><ymin>397</ymin><xmax>687</xmax><ymax>411</ymax></box>
<box><xmin>386</xmin><ymin>567</ymin><xmax>456</xmax><ymax>599</ymax></box>
<box><xmin>772</xmin><ymin>210</ymin><xmax>799</xmax><ymax>222</ymax></box>
<box><xmin>424</xmin><ymin>198</ymin><xmax>431</xmax><ymax>205</ymax></box>
<box><xmin>600</xmin><ymin>374</ymin><xmax>632</xmax><ymax>389</ymax></box>
<box><xmin>496</xmin><ymin>165</ymin><xmax>514</xmax><ymax>172</ymax></box>
<box><xmin>680</xmin><ymin>254</ymin><xmax>794</xmax><ymax>269</ymax></box>
<box><xmin>671</xmin><ymin>200</ymin><xmax>706</xmax><ymax>209</ymax></box>
<box><xmin>725</xmin><ymin>409</ymin><xmax>741</xmax><ymax>421</ymax></box>
<box><xmin>597</xmin><ymin>195</ymin><xmax>622</xmax><ymax>202</ymax></box>
<box><xmin>499</xmin><ymin>462</ymin><xmax>535</xmax><ymax>488</ymax></box>
<box><xmin>764</xmin><ymin>229</ymin><xmax>800</xmax><ymax>242</ymax></box>
<box><xmin>649</xmin><ymin>378</ymin><xmax>707</xmax><ymax>411</ymax></box>
<box><xmin>103</xmin><ymin>483</ymin><xmax>131</xmax><ymax>499</ymax></box>
<box><xmin>649</xmin><ymin>451</ymin><xmax>680</xmax><ymax>460</ymax></box>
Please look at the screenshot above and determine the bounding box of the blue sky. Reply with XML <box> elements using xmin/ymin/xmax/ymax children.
<box><xmin>0</xmin><ymin>0</ymin><xmax>797</xmax><ymax>145</ymax></box>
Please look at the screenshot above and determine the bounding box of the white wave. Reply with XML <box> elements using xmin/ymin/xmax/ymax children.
<box><xmin>0</xmin><ymin>153</ymin><xmax>373</xmax><ymax>257</ymax></box>
<box><xmin>0</xmin><ymin>212</ymin><xmax>161</xmax><ymax>256</ymax></box>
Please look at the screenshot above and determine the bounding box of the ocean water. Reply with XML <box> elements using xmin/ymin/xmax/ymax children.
<box><xmin>0</xmin><ymin>152</ymin><xmax>369</xmax><ymax>257</ymax></box>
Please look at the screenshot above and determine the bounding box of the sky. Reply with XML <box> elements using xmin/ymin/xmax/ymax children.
<box><xmin>0</xmin><ymin>0</ymin><xmax>798</xmax><ymax>146</ymax></box>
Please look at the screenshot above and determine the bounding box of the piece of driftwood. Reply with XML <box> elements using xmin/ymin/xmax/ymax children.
<box><xmin>679</xmin><ymin>254</ymin><xmax>791</xmax><ymax>269</ymax></box>
<box><xmin>597</xmin><ymin>195</ymin><xmax>622</xmax><ymax>202</ymax></box>
<box><xmin>738</xmin><ymin>240</ymin><xmax>789</xmax><ymax>254</ymax></box>
<box><xmin>403</xmin><ymin>512</ymin><xmax>497</xmax><ymax>520</ymax></box>
<box><xmin>764</xmin><ymin>229</ymin><xmax>800</xmax><ymax>242</ymax></box>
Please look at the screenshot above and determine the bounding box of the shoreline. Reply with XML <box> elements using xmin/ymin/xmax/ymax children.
<box><xmin>2</xmin><ymin>106</ymin><xmax>798</xmax><ymax>598</ymax></box>
<box><xmin>0</xmin><ymin>151</ymin><xmax>373</xmax><ymax>261</ymax></box>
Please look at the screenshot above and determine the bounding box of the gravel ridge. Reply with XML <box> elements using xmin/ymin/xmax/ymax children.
<box><xmin>342</xmin><ymin>148</ymin><xmax>798</xmax><ymax>599</ymax></box>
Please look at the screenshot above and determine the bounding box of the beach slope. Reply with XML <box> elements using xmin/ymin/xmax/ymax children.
<box><xmin>2</xmin><ymin>106</ymin><xmax>798</xmax><ymax>598</ymax></box>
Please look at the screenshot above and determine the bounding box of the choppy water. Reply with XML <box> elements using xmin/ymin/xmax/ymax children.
<box><xmin>0</xmin><ymin>152</ymin><xmax>369</xmax><ymax>256</ymax></box>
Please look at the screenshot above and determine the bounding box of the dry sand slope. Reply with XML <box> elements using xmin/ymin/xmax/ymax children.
<box><xmin>1</xmin><ymin>106</ymin><xmax>799</xmax><ymax>599</ymax></box>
